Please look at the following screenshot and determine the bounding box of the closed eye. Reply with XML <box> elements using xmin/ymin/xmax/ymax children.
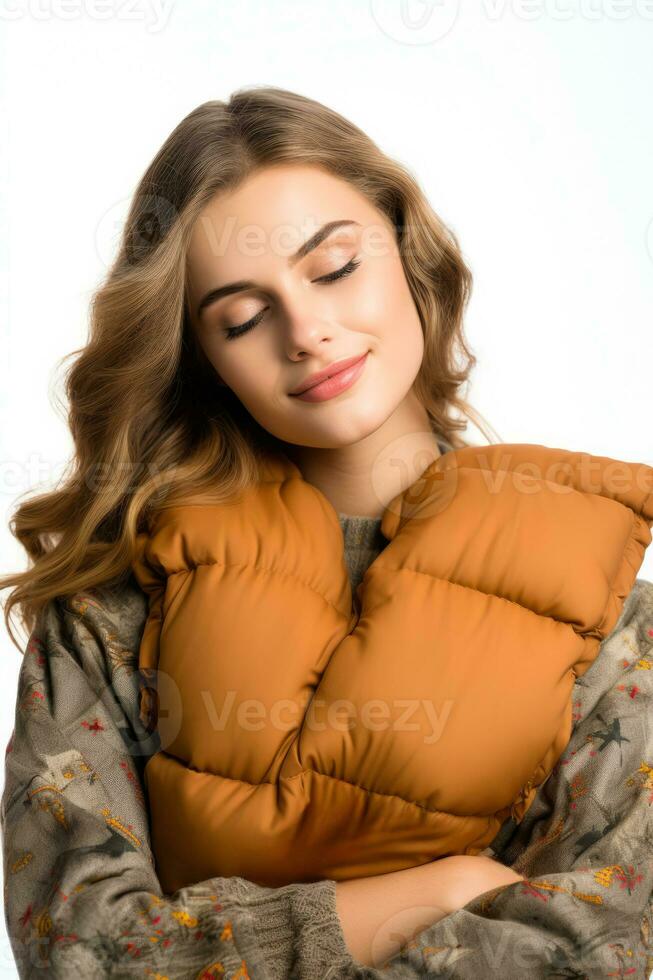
<box><xmin>224</xmin><ymin>257</ymin><xmax>362</xmax><ymax>341</ymax></box>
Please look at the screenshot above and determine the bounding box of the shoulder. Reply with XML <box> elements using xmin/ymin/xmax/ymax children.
<box><xmin>37</xmin><ymin>573</ymin><xmax>149</xmax><ymax>675</ymax></box>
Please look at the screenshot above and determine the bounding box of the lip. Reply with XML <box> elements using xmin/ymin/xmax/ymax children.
<box><xmin>289</xmin><ymin>351</ymin><xmax>369</xmax><ymax>403</ymax></box>
<box><xmin>289</xmin><ymin>352</ymin><xmax>369</xmax><ymax>396</ymax></box>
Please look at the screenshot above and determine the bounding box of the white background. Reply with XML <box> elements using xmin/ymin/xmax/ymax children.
<box><xmin>1</xmin><ymin>1</ymin><xmax>652</xmax><ymax>975</ymax></box>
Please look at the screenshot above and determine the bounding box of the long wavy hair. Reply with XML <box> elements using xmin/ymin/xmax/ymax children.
<box><xmin>1</xmin><ymin>85</ymin><xmax>501</xmax><ymax>653</ymax></box>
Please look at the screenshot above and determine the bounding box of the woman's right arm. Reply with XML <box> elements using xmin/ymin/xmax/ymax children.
<box><xmin>5</xmin><ymin>588</ymin><xmax>513</xmax><ymax>979</ymax></box>
<box><xmin>1</xmin><ymin>587</ymin><xmax>523</xmax><ymax>978</ymax></box>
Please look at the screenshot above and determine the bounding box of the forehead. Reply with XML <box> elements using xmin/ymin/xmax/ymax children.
<box><xmin>186</xmin><ymin>164</ymin><xmax>389</xmax><ymax>269</ymax></box>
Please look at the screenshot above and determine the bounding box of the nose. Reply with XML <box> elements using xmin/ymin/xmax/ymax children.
<box><xmin>281</xmin><ymin>304</ymin><xmax>336</xmax><ymax>361</ymax></box>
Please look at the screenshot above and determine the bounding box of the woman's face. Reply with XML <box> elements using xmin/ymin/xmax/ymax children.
<box><xmin>186</xmin><ymin>163</ymin><xmax>425</xmax><ymax>451</ymax></box>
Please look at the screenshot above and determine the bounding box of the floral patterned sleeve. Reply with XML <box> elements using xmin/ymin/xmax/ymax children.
<box><xmin>0</xmin><ymin>580</ymin><xmax>365</xmax><ymax>979</ymax></box>
<box><xmin>3</xmin><ymin>575</ymin><xmax>653</xmax><ymax>979</ymax></box>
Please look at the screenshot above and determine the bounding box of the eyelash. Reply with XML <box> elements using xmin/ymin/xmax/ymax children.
<box><xmin>224</xmin><ymin>257</ymin><xmax>362</xmax><ymax>341</ymax></box>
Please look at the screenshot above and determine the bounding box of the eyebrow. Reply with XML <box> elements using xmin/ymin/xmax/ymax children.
<box><xmin>194</xmin><ymin>219</ymin><xmax>361</xmax><ymax>321</ymax></box>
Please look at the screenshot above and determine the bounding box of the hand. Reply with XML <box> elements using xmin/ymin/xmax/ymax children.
<box><xmin>424</xmin><ymin>853</ymin><xmax>526</xmax><ymax>912</ymax></box>
<box><xmin>334</xmin><ymin>855</ymin><xmax>525</xmax><ymax>969</ymax></box>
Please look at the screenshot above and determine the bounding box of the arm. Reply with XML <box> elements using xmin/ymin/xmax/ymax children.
<box><xmin>5</xmin><ymin>581</ymin><xmax>527</xmax><ymax>979</ymax></box>
<box><xmin>10</xmin><ymin>586</ymin><xmax>636</xmax><ymax>978</ymax></box>
<box><xmin>1</xmin><ymin>583</ymin><xmax>366</xmax><ymax>979</ymax></box>
<box><xmin>335</xmin><ymin>855</ymin><xmax>525</xmax><ymax>968</ymax></box>
<box><xmin>3</xmin><ymin>577</ymin><xmax>530</xmax><ymax>979</ymax></box>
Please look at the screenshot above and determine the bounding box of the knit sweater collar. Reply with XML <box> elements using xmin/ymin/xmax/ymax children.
<box><xmin>336</xmin><ymin>439</ymin><xmax>452</xmax><ymax>592</ymax></box>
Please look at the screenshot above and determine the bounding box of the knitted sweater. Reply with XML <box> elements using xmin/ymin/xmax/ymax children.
<box><xmin>337</xmin><ymin>438</ymin><xmax>453</xmax><ymax>593</ymax></box>
<box><xmin>3</xmin><ymin>466</ymin><xmax>653</xmax><ymax>977</ymax></box>
<box><xmin>338</xmin><ymin>513</ymin><xmax>386</xmax><ymax>594</ymax></box>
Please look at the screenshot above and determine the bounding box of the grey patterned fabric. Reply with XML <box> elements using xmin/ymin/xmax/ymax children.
<box><xmin>337</xmin><ymin>438</ymin><xmax>452</xmax><ymax>594</ymax></box>
<box><xmin>2</xmin><ymin>498</ymin><xmax>653</xmax><ymax>977</ymax></box>
<box><xmin>339</xmin><ymin>513</ymin><xmax>387</xmax><ymax>594</ymax></box>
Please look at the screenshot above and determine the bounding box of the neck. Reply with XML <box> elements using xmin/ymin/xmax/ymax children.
<box><xmin>283</xmin><ymin>391</ymin><xmax>442</xmax><ymax>519</ymax></box>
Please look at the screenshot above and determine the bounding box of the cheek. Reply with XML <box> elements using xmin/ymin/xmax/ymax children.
<box><xmin>349</xmin><ymin>257</ymin><xmax>405</xmax><ymax>330</ymax></box>
<box><xmin>223</xmin><ymin>351</ymin><xmax>283</xmax><ymax>408</ymax></box>
<box><xmin>375</xmin><ymin>260</ymin><xmax>422</xmax><ymax>336</ymax></box>
<box><xmin>380</xmin><ymin>273</ymin><xmax>424</xmax><ymax>369</ymax></box>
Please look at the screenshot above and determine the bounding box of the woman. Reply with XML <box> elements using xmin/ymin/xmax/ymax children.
<box><xmin>1</xmin><ymin>86</ymin><xmax>652</xmax><ymax>977</ymax></box>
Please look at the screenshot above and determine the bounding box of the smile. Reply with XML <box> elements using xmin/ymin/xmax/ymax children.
<box><xmin>290</xmin><ymin>352</ymin><xmax>369</xmax><ymax>402</ymax></box>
